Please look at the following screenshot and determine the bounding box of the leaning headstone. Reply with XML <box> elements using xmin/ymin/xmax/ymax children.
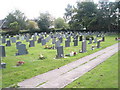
<box><xmin>0</xmin><ymin>45</ymin><xmax>6</xmax><ymax>57</ymax></box>
<box><xmin>56</xmin><ymin>46</ymin><xmax>64</xmax><ymax>58</ymax></box>
<box><xmin>6</xmin><ymin>40</ymin><xmax>11</xmax><ymax>46</ymax></box>
<box><xmin>65</xmin><ymin>40</ymin><xmax>70</xmax><ymax>47</ymax></box>
<box><xmin>16</xmin><ymin>44</ymin><xmax>28</xmax><ymax>56</ymax></box>
<box><xmin>29</xmin><ymin>40</ymin><xmax>35</xmax><ymax>47</ymax></box>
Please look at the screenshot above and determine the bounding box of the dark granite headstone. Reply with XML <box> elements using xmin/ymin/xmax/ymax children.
<box><xmin>41</xmin><ymin>39</ymin><xmax>46</xmax><ymax>46</ymax></box>
<box><xmin>73</xmin><ymin>39</ymin><xmax>78</xmax><ymax>46</ymax></box>
<box><xmin>65</xmin><ymin>40</ymin><xmax>70</xmax><ymax>47</ymax></box>
<box><xmin>16</xmin><ymin>44</ymin><xmax>28</xmax><ymax>56</ymax></box>
<box><xmin>29</xmin><ymin>40</ymin><xmax>35</xmax><ymax>47</ymax></box>
<box><xmin>0</xmin><ymin>45</ymin><xmax>6</xmax><ymax>57</ymax></box>
<box><xmin>16</xmin><ymin>42</ymin><xmax>22</xmax><ymax>49</ymax></box>
<box><xmin>6</xmin><ymin>40</ymin><xmax>11</xmax><ymax>46</ymax></box>
<box><xmin>97</xmin><ymin>40</ymin><xmax>100</xmax><ymax>48</ymax></box>
<box><xmin>79</xmin><ymin>36</ymin><xmax>82</xmax><ymax>41</ymax></box>
<box><xmin>56</xmin><ymin>46</ymin><xmax>64</xmax><ymax>58</ymax></box>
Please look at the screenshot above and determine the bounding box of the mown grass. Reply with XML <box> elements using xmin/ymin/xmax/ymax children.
<box><xmin>65</xmin><ymin>51</ymin><xmax>119</xmax><ymax>88</ymax></box>
<box><xmin>1</xmin><ymin>34</ymin><xmax>118</xmax><ymax>88</ymax></box>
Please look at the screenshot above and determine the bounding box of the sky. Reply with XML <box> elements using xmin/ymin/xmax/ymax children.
<box><xmin>0</xmin><ymin>0</ymin><xmax>115</xmax><ymax>20</ymax></box>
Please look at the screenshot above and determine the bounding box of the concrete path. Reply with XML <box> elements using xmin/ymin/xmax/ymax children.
<box><xmin>18</xmin><ymin>43</ymin><xmax>120</xmax><ymax>88</ymax></box>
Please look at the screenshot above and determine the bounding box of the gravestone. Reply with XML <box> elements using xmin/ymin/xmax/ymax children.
<box><xmin>55</xmin><ymin>40</ymin><xmax>61</xmax><ymax>48</ymax></box>
<box><xmin>59</xmin><ymin>37</ymin><xmax>63</xmax><ymax>43</ymax></box>
<box><xmin>0</xmin><ymin>63</ymin><xmax>6</xmax><ymax>69</ymax></box>
<box><xmin>52</xmin><ymin>38</ymin><xmax>56</xmax><ymax>44</ymax></box>
<box><xmin>29</xmin><ymin>40</ymin><xmax>35</xmax><ymax>47</ymax></box>
<box><xmin>41</xmin><ymin>39</ymin><xmax>46</xmax><ymax>46</ymax></box>
<box><xmin>2</xmin><ymin>38</ymin><xmax>6</xmax><ymax>43</ymax></box>
<box><xmin>93</xmin><ymin>37</ymin><xmax>97</xmax><ymax>43</ymax></box>
<box><xmin>6</xmin><ymin>40</ymin><xmax>11</xmax><ymax>46</ymax></box>
<box><xmin>37</xmin><ymin>38</ymin><xmax>42</xmax><ymax>43</ymax></box>
<box><xmin>26</xmin><ymin>37</ymin><xmax>29</xmax><ymax>42</ymax></box>
<box><xmin>73</xmin><ymin>39</ymin><xmax>78</xmax><ymax>46</ymax></box>
<box><xmin>16</xmin><ymin>44</ymin><xmax>28</xmax><ymax>56</ymax></box>
<box><xmin>81</xmin><ymin>40</ymin><xmax>87</xmax><ymax>53</ymax></box>
<box><xmin>33</xmin><ymin>36</ymin><xmax>37</xmax><ymax>41</ymax></box>
<box><xmin>102</xmin><ymin>36</ymin><xmax>105</xmax><ymax>41</ymax></box>
<box><xmin>88</xmin><ymin>38</ymin><xmax>92</xmax><ymax>44</ymax></box>
<box><xmin>11</xmin><ymin>37</ymin><xmax>16</xmax><ymax>43</ymax></box>
<box><xmin>0</xmin><ymin>45</ymin><xmax>6</xmax><ymax>57</ymax></box>
<box><xmin>97</xmin><ymin>40</ymin><xmax>101</xmax><ymax>48</ymax></box>
<box><xmin>79</xmin><ymin>36</ymin><xmax>82</xmax><ymax>41</ymax></box>
<box><xmin>16</xmin><ymin>42</ymin><xmax>22</xmax><ymax>49</ymax></box>
<box><xmin>65</xmin><ymin>40</ymin><xmax>70</xmax><ymax>47</ymax></box>
<box><xmin>56</xmin><ymin>46</ymin><xmax>64</xmax><ymax>58</ymax></box>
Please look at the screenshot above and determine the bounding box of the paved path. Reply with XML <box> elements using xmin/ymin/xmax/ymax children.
<box><xmin>18</xmin><ymin>43</ymin><xmax>120</xmax><ymax>88</ymax></box>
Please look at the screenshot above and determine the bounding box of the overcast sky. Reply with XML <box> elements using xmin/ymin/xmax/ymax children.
<box><xmin>0</xmin><ymin>0</ymin><xmax>115</xmax><ymax>20</ymax></box>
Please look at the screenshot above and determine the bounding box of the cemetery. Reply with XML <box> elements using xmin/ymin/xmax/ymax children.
<box><xmin>0</xmin><ymin>0</ymin><xmax>119</xmax><ymax>89</ymax></box>
<box><xmin>0</xmin><ymin>31</ymin><xmax>119</xmax><ymax>88</ymax></box>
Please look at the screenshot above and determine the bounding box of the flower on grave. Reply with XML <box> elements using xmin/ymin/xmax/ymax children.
<box><xmin>39</xmin><ymin>54</ymin><xmax>45</xmax><ymax>60</ymax></box>
<box><xmin>16</xmin><ymin>61</ymin><xmax>25</xmax><ymax>66</ymax></box>
<box><xmin>45</xmin><ymin>45</ymin><xmax>48</xmax><ymax>49</ymax></box>
<box><xmin>74</xmin><ymin>52</ymin><xmax>77</xmax><ymax>55</ymax></box>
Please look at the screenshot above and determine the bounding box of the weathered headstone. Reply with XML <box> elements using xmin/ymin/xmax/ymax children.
<box><xmin>56</xmin><ymin>46</ymin><xmax>64</xmax><ymax>58</ymax></box>
<box><xmin>6</xmin><ymin>40</ymin><xmax>11</xmax><ymax>46</ymax></box>
<box><xmin>73</xmin><ymin>39</ymin><xmax>78</xmax><ymax>46</ymax></box>
<box><xmin>88</xmin><ymin>38</ymin><xmax>92</xmax><ymax>44</ymax></box>
<box><xmin>16</xmin><ymin>44</ymin><xmax>28</xmax><ymax>56</ymax></box>
<box><xmin>29</xmin><ymin>40</ymin><xmax>35</xmax><ymax>47</ymax></box>
<box><xmin>97</xmin><ymin>40</ymin><xmax>101</xmax><ymax>48</ymax></box>
<box><xmin>55</xmin><ymin>40</ymin><xmax>61</xmax><ymax>48</ymax></box>
<box><xmin>80</xmin><ymin>40</ymin><xmax>87</xmax><ymax>53</ymax></box>
<box><xmin>41</xmin><ymin>39</ymin><xmax>46</xmax><ymax>46</ymax></box>
<box><xmin>65</xmin><ymin>40</ymin><xmax>70</xmax><ymax>47</ymax></box>
<box><xmin>16</xmin><ymin>42</ymin><xmax>22</xmax><ymax>49</ymax></box>
<box><xmin>0</xmin><ymin>45</ymin><xmax>6</xmax><ymax>57</ymax></box>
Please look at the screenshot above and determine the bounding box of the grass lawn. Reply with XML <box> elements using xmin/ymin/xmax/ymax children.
<box><xmin>65</xmin><ymin>51</ymin><xmax>119</xmax><ymax>88</ymax></box>
<box><xmin>1</xmin><ymin>34</ymin><xmax>118</xmax><ymax>88</ymax></box>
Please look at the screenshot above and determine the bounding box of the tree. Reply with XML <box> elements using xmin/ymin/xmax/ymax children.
<box><xmin>4</xmin><ymin>10</ymin><xmax>27</xmax><ymax>30</ymax></box>
<box><xmin>54</xmin><ymin>17</ymin><xmax>69</xmax><ymax>29</ymax></box>
<box><xmin>37</xmin><ymin>12</ymin><xmax>53</xmax><ymax>31</ymax></box>
<box><xmin>27</xmin><ymin>20</ymin><xmax>39</xmax><ymax>31</ymax></box>
<box><xmin>9</xmin><ymin>21</ymin><xmax>20</xmax><ymax>31</ymax></box>
<box><xmin>64</xmin><ymin>4</ymin><xmax>74</xmax><ymax>22</ymax></box>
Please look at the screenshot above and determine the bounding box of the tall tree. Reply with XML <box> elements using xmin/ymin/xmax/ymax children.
<box><xmin>4</xmin><ymin>10</ymin><xmax>27</xmax><ymax>30</ymax></box>
<box><xmin>37</xmin><ymin>12</ymin><xmax>53</xmax><ymax>31</ymax></box>
<box><xmin>54</xmin><ymin>17</ymin><xmax>69</xmax><ymax>29</ymax></box>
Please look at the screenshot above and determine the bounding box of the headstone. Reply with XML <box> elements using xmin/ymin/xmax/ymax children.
<box><xmin>11</xmin><ymin>37</ymin><xmax>16</xmax><ymax>43</ymax></box>
<box><xmin>16</xmin><ymin>42</ymin><xmax>22</xmax><ymax>49</ymax></box>
<box><xmin>97</xmin><ymin>40</ymin><xmax>100</xmax><ymax>48</ymax></box>
<box><xmin>73</xmin><ymin>39</ymin><xmax>78</xmax><ymax>46</ymax></box>
<box><xmin>56</xmin><ymin>46</ymin><xmax>64</xmax><ymax>58</ymax></box>
<box><xmin>65</xmin><ymin>40</ymin><xmax>70</xmax><ymax>47</ymax></box>
<box><xmin>102</xmin><ymin>36</ymin><xmax>105</xmax><ymax>41</ymax></box>
<box><xmin>81</xmin><ymin>40</ymin><xmax>87</xmax><ymax>53</ymax></box>
<box><xmin>16</xmin><ymin>44</ymin><xmax>28</xmax><ymax>56</ymax></box>
<box><xmin>93</xmin><ymin>37</ymin><xmax>97</xmax><ymax>43</ymax></box>
<box><xmin>37</xmin><ymin>38</ymin><xmax>42</xmax><ymax>43</ymax></box>
<box><xmin>58</xmin><ymin>37</ymin><xmax>63</xmax><ymax>43</ymax></box>
<box><xmin>33</xmin><ymin>36</ymin><xmax>37</xmax><ymax>41</ymax></box>
<box><xmin>6</xmin><ymin>40</ymin><xmax>11</xmax><ymax>46</ymax></box>
<box><xmin>88</xmin><ymin>38</ymin><xmax>92</xmax><ymax>44</ymax></box>
<box><xmin>55</xmin><ymin>40</ymin><xmax>61</xmax><ymax>48</ymax></box>
<box><xmin>52</xmin><ymin>38</ymin><xmax>56</xmax><ymax>44</ymax></box>
<box><xmin>0</xmin><ymin>45</ymin><xmax>6</xmax><ymax>57</ymax></box>
<box><xmin>79</xmin><ymin>36</ymin><xmax>82</xmax><ymax>41</ymax></box>
<box><xmin>0</xmin><ymin>63</ymin><xmax>6</xmax><ymax>69</ymax></box>
<box><xmin>2</xmin><ymin>38</ymin><xmax>6</xmax><ymax>43</ymax></box>
<box><xmin>29</xmin><ymin>40</ymin><xmax>35</xmax><ymax>47</ymax></box>
<box><xmin>41</xmin><ymin>39</ymin><xmax>46</xmax><ymax>46</ymax></box>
